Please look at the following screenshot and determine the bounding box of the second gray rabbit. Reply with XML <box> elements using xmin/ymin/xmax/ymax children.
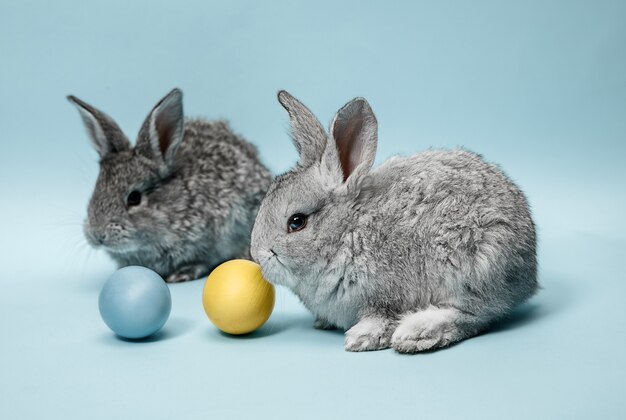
<box><xmin>69</xmin><ymin>89</ymin><xmax>271</xmax><ymax>282</ymax></box>
<box><xmin>251</xmin><ymin>91</ymin><xmax>537</xmax><ymax>353</ymax></box>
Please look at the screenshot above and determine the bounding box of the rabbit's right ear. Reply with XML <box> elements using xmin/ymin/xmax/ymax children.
<box><xmin>135</xmin><ymin>88</ymin><xmax>184</xmax><ymax>168</ymax></box>
<box><xmin>67</xmin><ymin>96</ymin><xmax>130</xmax><ymax>158</ymax></box>
<box><xmin>278</xmin><ymin>91</ymin><xmax>327</xmax><ymax>167</ymax></box>
<box><xmin>326</xmin><ymin>97</ymin><xmax>378</xmax><ymax>185</ymax></box>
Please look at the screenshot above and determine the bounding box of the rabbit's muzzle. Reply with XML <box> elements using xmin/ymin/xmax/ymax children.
<box><xmin>84</xmin><ymin>221</ymin><xmax>131</xmax><ymax>250</ymax></box>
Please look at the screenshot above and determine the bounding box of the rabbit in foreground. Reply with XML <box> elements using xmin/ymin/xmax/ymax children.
<box><xmin>69</xmin><ymin>89</ymin><xmax>271</xmax><ymax>283</ymax></box>
<box><xmin>250</xmin><ymin>91</ymin><xmax>537</xmax><ymax>353</ymax></box>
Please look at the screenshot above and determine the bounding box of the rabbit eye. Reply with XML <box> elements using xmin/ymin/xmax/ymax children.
<box><xmin>287</xmin><ymin>213</ymin><xmax>307</xmax><ymax>233</ymax></box>
<box><xmin>127</xmin><ymin>190</ymin><xmax>142</xmax><ymax>207</ymax></box>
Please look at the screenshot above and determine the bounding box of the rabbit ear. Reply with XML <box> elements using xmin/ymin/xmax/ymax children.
<box><xmin>136</xmin><ymin>88</ymin><xmax>184</xmax><ymax>166</ymax></box>
<box><xmin>67</xmin><ymin>95</ymin><xmax>130</xmax><ymax>158</ymax></box>
<box><xmin>278</xmin><ymin>91</ymin><xmax>327</xmax><ymax>167</ymax></box>
<box><xmin>328</xmin><ymin>97</ymin><xmax>378</xmax><ymax>183</ymax></box>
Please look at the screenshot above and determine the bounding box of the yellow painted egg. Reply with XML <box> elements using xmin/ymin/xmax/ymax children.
<box><xmin>202</xmin><ymin>259</ymin><xmax>275</xmax><ymax>335</ymax></box>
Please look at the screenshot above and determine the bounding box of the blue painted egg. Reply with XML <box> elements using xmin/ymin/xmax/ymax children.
<box><xmin>98</xmin><ymin>266</ymin><xmax>171</xmax><ymax>339</ymax></box>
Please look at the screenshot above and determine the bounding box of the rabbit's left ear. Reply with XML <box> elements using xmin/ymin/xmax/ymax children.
<box><xmin>278</xmin><ymin>90</ymin><xmax>327</xmax><ymax>168</ymax></box>
<box><xmin>326</xmin><ymin>97</ymin><xmax>378</xmax><ymax>184</ymax></box>
<box><xmin>136</xmin><ymin>88</ymin><xmax>184</xmax><ymax>167</ymax></box>
<box><xmin>67</xmin><ymin>95</ymin><xmax>130</xmax><ymax>158</ymax></box>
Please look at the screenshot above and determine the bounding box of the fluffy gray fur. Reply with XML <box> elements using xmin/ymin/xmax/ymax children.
<box><xmin>250</xmin><ymin>91</ymin><xmax>537</xmax><ymax>353</ymax></box>
<box><xmin>68</xmin><ymin>89</ymin><xmax>271</xmax><ymax>282</ymax></box>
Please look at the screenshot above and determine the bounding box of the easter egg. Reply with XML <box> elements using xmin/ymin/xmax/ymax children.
<box><xmin>202</xmin><ymin>259</ymin><xmax>275</xmax><ymax>335</ymax></box>
<box><xmin>98</xmin><ymin>266</ymin><xmax>172</xmax><ymax>339</ymax></box>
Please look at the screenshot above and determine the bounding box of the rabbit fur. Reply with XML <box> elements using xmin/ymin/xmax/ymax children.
<box><xmin>68</xmin><ymin>89</ymin><xmax>271</xmax><ymax>283</ymax></box>
<box><xmin>250</xmin><ymin>91</ymin><xmax>537</xmax><ymax>353</ymax></box>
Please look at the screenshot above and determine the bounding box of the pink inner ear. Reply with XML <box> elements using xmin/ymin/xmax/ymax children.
<box><xmin>333</xmin><ymin>117</ymin><xmax>364</xmax><ymax>181</ymax></box>
<box><xmin>156</xmin><ymin>116</ymin><xmax>174</xmax><ymax>156</ymax></box>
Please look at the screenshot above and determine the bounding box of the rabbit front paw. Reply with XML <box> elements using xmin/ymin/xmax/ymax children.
<box><xmin>344</xmin><ymin>317</ymin><xmax>394</xmax><ymax>352</ymax></box>
<box><xmin>166</xmin><ymin>272</ymin><xmax>194</xmax><ymax>283</ymax></box>
<box><xmin>391</xmin><ymin>307</ymin><xmax>462</xmax><ymax>353</ymax></box>
<box><xmin>165</xmin><ymin>263</ymin><xmax>211</xmax><ymax>283</ymax></box>
<box><xmin>314</xmin><ymin>318</ymin><xmax>338</xmax><ymax>330</ymax></box>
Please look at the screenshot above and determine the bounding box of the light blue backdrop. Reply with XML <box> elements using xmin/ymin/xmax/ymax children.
<box><xmin>1</xmin><ymin>1</ymin><xmax>625</xmax><ymax>419</ymax></box>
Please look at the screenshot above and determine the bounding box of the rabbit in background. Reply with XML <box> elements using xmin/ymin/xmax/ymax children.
<box><xmin>68</xmin><ymin>89</ymin><xmax>271</xmax><ymax>283</ymax></box>
<box><xmin>250</xmin><ymin>91</ymin><xmax>537</xmax><ymax>353</ymax></box>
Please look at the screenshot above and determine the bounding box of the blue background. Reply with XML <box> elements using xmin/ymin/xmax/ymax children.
<box><xmin>1</xmin><ymin>1</ymin><xmax>625</xmax><ymax>419</ymax></box>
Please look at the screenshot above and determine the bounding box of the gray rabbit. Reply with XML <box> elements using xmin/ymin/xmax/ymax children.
<box><xmin>69</xmin><ymin>89</ymin><xmax>271</xmax><ymax>282</ymax></box>
<box><xmin>250</xmin><ymin>91</ymin><xmax>537</xmax><ymax>353</ymax></box>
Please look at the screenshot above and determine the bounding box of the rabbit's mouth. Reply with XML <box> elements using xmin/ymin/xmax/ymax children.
<box><xmin>84</xmin><ymin>221</ymin><xmax>142</xmax><ymax>253</ymax></box>
<box><xmin>102</xmin><ymin>242</ymin><xmax>142</xmax><ymax>254</ymax></box>
<box><xmin>85</xmin><ymin>231</ymin><xmax>140</xmax><ymax>253</ymax></box>
<box><xmin>256</xmin><ymin>251</ymin><xmax>297</xmax><ymax>288</ymax></box>
<box><xmin>257</xmin><ymin>250</ymin><xmax>284</xmax><ymax>269</ymax></box>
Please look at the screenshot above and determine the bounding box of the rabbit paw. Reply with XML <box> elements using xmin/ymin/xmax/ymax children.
<box><xmin>165</xmin><ymin>264</ymin><xmax>211</xmax><ymax>283</ymax></box>
<box><xmin>344</xmin><ymin>317</ymin><xmax>394</xmax><ymax>352</ymax></box>
<box><xmin>391</xmin><ymin>307</ymin><xmax>460</xmax><ymax>353</ymax></box>
<box><xmin>314</xmin><ymin>318</ymin><xmax>338</xmax><ymax>330</ymax></box>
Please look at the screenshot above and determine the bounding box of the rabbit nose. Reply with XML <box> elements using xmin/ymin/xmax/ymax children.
<box><xmin>85</xmin><ymin>228</ymin><xmax>106</xmax><ymax>246</ymax></box>
<box><xmin>93</xmin><ymin>232</ymin><xmax>106</xmax><ymax>244</ymax></box>
<box><xmin>250</xmin><ymin>246</ymin><xmax>259</xmax><ymax>263</ymax></box>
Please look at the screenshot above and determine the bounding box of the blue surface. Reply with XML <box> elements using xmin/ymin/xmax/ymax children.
<box><xmin>1</xmin><ymin>1</ymin><xmax>625</xmax><ymax>419</ymax></box>
<box><xmin>99</xmin><ymin>266</ymin><xmax>171</xmax><ymax>339</ymax></box>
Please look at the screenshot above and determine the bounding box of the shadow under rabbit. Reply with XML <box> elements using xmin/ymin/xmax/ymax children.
<box><xmin>203</xmin><ymin>312</ymin><xmax>313</xmax><ymax>341</ymax></box>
